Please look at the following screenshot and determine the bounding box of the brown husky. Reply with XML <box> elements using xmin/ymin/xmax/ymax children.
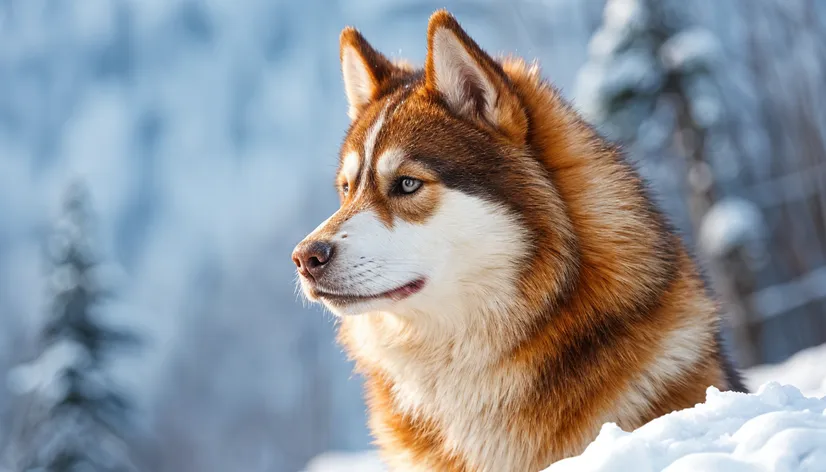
<box><xmin>292</xmin><ymin>10</ymin><xmax>744</xmax><ymax>471</ymax></box>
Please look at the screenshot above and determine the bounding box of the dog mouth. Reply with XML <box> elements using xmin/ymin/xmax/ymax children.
<box><xmin>314</xmin><ymin>278</ymin><xmax>427</xmax><ymax>306</ymax></box>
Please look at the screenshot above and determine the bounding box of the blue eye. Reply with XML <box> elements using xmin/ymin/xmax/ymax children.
<box><xmin>398</xmin><ymin>177</ymin><xmax>422</xmax><ymax>195</ymax></box>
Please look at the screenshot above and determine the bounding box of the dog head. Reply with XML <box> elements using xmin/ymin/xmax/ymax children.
<box><xmin>292</xmin><ymin>11</ymin><xmax>565</xmax><ymax>323</ymax></box>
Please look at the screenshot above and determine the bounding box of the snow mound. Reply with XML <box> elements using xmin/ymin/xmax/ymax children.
<box><xmin>544</xmin><ymin>383</ymin><xmax>826</xmax><ymax>472</ymax></box>
<box><xmin>747</xmin><ymin>343</ymin><xmax>826</xmax><ymax>398</ymax></box>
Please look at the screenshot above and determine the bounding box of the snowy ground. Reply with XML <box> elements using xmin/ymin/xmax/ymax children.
<box><xmin>745</xmin><ymin>343</ymin><xmax>826</xmax><ymax>399</ymax></box>
<box><xmin>545</xmin><ymin>383</ymin><xmax>826</xmax><ymax>472</ymax></box>
<box><xmin>303</xmin><ymin>343</ymin><xmax>826</xmax><ymax>472</ymax></box>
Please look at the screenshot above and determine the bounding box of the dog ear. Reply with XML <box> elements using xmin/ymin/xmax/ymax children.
<box><xmin>424</xmin><ymin>10</ymin><xmax>527</xmax><ymax>143</ymax></box>
<box><xmin>340</xmin><ymin>27</ymin><xmax>397</xmax><ymax>120</ymax></box>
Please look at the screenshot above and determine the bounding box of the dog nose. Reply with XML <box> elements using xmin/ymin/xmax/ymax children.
<box><xmin>292</xmin><ymin>240</ymin><xmax>335</xmax><ymax>280</ymax></box>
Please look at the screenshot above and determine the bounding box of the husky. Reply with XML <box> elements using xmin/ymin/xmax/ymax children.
<box><xmin>292</xmin><ymin>10</ymin><xmax>745</xmax><ymax>472</ymax></box>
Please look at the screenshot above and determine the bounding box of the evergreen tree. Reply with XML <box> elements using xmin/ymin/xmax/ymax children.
<box><xmin>576</xmin><ymin>0</ymin><xmax>728</xmax><ymax>227</ymax></box>
<box><xmin>7</xmin><ymin>182</ymin><xmax>140</xmax><ymax>472</ymax></box>
<box><xmin>576</xmin><ymin>0</ymin><xmax>766</xmax><ymax>367</ymax></box>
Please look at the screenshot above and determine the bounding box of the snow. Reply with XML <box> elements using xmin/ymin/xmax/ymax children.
<box><xmin>306</xmin><ymin>343</ymin><xmax>826</xmax><ymax>472</ymax></box>
<box><xmin>698</xmin><ymin>197</ymin><xmax>768</xmax><ymax>263</ymax></box>
<box><xmin>577</xmin><ymin>49</ymin><xmax>661</xmax><ymax>113</ymax></box>
<box><xmin>659</xmin><ymin>28</ymin><xmax>722</xmax><ymax>73</ymax></box>
<box><xmin>683</xmin><ymin>75</ymin><xmax>724</xmax><ymax>128</ymax></box>
<box><xmin>602</xmin><ymin>0</ymin><xmax>648</xmax><ymax>33</ymax></box>
<box><xmin>747</xmin><ymin>344</ymin><xmax>826</xmax><ymax>398</ymax></box>
<box><xmin>545</xmin><ymin>383</ymin><xmax>826</xmax><ymax>472</ymax></box>
<box><xmin>6</xmin><ymin>339</ymin><xmax>88</xmax><ymax>400</ymax></box>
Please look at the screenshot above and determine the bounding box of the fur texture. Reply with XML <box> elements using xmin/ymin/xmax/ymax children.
<box><xmin>291</xmin><ymin>10</ymin><xmax>744</xmax><ymax>472</ymax></box>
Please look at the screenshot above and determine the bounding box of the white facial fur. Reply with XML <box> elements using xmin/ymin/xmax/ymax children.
<box><xmin>300</xmin><ymin>187</ymin><xmax>529</xmax><ymax>327</ymax></box>
<box><xmin>341</xmin><ymin>151</ymin><xmax>360</xmax><ymax>184</ymax></box>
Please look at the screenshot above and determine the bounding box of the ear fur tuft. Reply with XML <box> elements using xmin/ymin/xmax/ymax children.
<box><xmin>340</xmin><ymin>27</ymin><xmax>395</xmax><ymax>120</ymax></box>
<box><xmin>424</xmin><ymin>10</ymin><xmax>527</xmax><ymax>143</ymax></box>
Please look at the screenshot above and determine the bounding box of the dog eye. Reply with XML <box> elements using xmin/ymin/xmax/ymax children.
<box><xmin>341</xmin><ymin>182</ymin><xmax>350</xmax><ymax>194</ymax></box>
<box><xmin>397</xmin><ymin>177</ymin><xmax>422</xmax><ymax>195</ymax></box>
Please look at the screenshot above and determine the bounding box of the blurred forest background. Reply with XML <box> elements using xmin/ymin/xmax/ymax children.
<box><xmin>0</xmin><ymin>0</ymin><xmax>824</xmax><ymax>471</ymax></box>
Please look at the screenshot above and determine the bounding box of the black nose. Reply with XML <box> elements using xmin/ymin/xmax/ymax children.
<box><xmin>292</xmin><ymin>240</ymin><xmax>335</xmax><ymax>281</ymax></box>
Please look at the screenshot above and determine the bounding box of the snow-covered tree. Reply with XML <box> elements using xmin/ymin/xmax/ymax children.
<box><xmin>575</xmin><ymin>0</ymin><xmax>732</xmax><ymax>226</ymax></box>
<box><xmin>5</xmin><ymin>182</ymin><xmax>140</xmax><ymax>472</ymax></box>
<box><xmin>576</xmin><ymin>0</ymin><xmax>768</xmax><ymax>367</ymax></box>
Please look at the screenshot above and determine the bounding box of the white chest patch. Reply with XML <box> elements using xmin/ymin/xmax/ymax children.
<box><xmin>349</xmin><ymin>314</ymin><xmax>536</xmax><ymax>472</ymax></box>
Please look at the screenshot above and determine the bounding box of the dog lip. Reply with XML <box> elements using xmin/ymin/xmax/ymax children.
<box><xmin>315</xmin><ymin>278</ymin><xmax>427</xmax><ymax>305</ymax></box>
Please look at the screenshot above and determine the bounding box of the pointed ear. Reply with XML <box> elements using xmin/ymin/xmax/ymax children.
<box><xmin>424</xmin><ymin>11</ymin><xmax>527</xmax><ymax>143</ymax></box>
<box><xmin>340</xmin><ymin>27</ymin><xmax>396</xmax><ymax>120</ymax></box>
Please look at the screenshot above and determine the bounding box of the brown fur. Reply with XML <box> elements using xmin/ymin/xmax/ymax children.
<box><xmin>299</xmin><ymin>10</ymin><xmax>742</xmax><ymax>471</ymax></box>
